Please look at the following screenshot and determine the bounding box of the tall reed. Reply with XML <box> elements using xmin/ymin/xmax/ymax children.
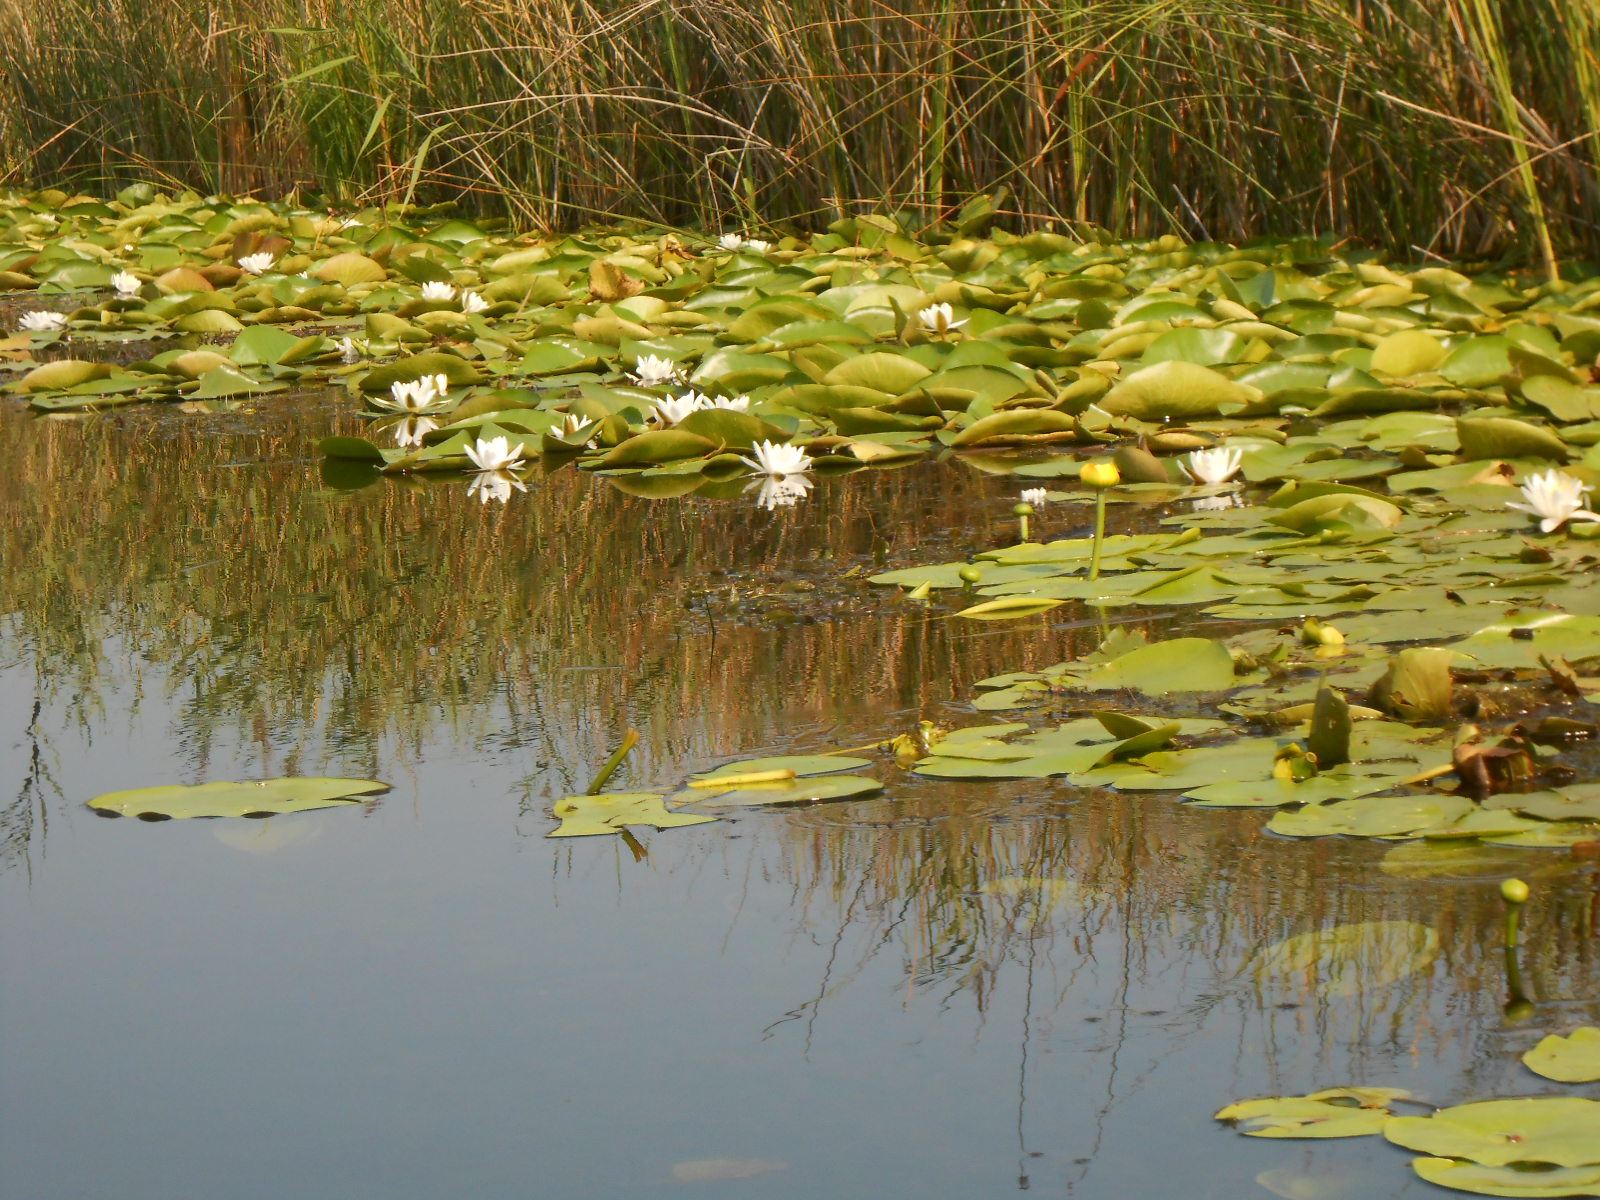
<box><xmin>2</xmin><ymin>0</ymin><xmax>1600</xmax><ymax>259</ymax></box>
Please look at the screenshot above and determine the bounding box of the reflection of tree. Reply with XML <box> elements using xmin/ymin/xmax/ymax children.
<box><xmin>0</xmin><ymin>650</ymin><xmax>57</xmax><ymax>873</ymax></box>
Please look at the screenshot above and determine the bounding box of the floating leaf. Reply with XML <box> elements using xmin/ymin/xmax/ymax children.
<box><xmin>88</xmin><ymin>777</ymin><xmax>388</xmax><ymax>820</ymax></box>
<box><xmin>1216</xmin><ymin>1088</ymin><xmax>1409</xmax><ymax>1138</ymax></box>
<box><xmin>1078</xmin><ymin>638</ymin><xmax>1237</xmax><ymax>694</ymax></box>
<box><xmin>1411</xmin><ymin>1158</ymin><xmax>1600</xmax><ymax>1198</ymax></box>
<box><xmin>1523</xmin><ymin>1028</ymin><xmax>1600</xmax><ymax>1084</ymax></box>
<box><xmin>1385</xmin><ymin>1098</ymin><xmax>1600</xmax><ymax>1169</ymax></box>
<box><xmin>955</xmin><ymin>595</ymin><xmax>1066</xmax><ymax>619</ymax></box>
<box><xmin>548</xmin><ymin>792</ymin><xmax>718</xmax><ymax>837</ymax></box>
<box><xmin>677</xmin><ymin>774</ymin><xmax>883</xmax><ymax>808</ymax></box>
<box><xmin>693</xmin><ymin>756</ymin><xmax>873</xmax><ymax>779</ymax></box>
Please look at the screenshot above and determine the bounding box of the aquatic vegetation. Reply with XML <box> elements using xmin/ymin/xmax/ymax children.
<box><xmin>1524</xmin><ymin>1028</ymin><xmax>1600</xmax><ymax>1083</ymax></box>
<box><xmin>464</xmin><ymin>435</ymin><xmax>526</xmax><ymax>474</ymax></box>
<box><xmin>1507</xmin><ymin>469</ymin><xmax>1600</xmax><ymax>533</ymax></box>
<box><xmin>549</xmin><ymin>754</ymin><xmax>880</xmax><ymax>838</ymax></box>
<box><xmin>1179</xmin><ymin>445</ymin><xmax>1244</xmax><ymax>485</ymax></box>
<box><xmin>1221</xmin><ymin>1086</ymin><xmax>1600</xmax><ymax>1196</ymax></box>
<box><xmin>87</xmin><ymin>777</ymin><xmax>389</xmax><ymax>820</ymax></box>
<box><xmin>741</xmin><ymin>440</ymin><xmax>811</xmax><ymax>480</ymax></box>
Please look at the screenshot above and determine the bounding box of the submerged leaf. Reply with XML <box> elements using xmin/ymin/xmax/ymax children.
<box><xmin>1247</xmin><ymin>920</ymin><xmax>1439</xmax><ymax>997</ymax></box>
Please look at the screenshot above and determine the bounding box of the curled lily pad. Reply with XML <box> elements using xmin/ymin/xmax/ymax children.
<box><xmin>1216</xmin><ymin>1087</ymin><xmax>1410</xmax><ymax>1138</ymax></box>
<box><xmin>693</xmin><ymin>756</ymin><xmax>873</xmax><ymax>779</ymax></box>
<box><xmin>675</xmin><ymin>774</ymin><xmax>883</xmax><ymax>808</ymax></box>
<box><xmin>1523</xmin><ymin>1028</ymin><xmax>1600</xmax><ymax>1084</ymax></box>
<box><xmin>88</xmin><ymin>777</ymin><xmax>389</xmax><ymax>820</ymax></box>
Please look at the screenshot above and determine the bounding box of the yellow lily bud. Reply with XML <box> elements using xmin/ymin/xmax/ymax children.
<box><xmin>1080</xmin><ymin>460</ymin><xmax>1121</xmax><ymax>489</ymax></box>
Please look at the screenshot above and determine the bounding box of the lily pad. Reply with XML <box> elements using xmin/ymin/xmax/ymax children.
<box><xmin>548</xmin><ymin>792</ymin><xmax>718</xmax><ymax>837</ymax></box>
<box><xmin>1216</xmin><ymin>1088</ymin><xmax>1409</xmax><ymax>1138</ymax></box>
<box><xmin>1385</xmin><ymin>1098</ymin><xmax>1600</xmax><ymax>1169</ymax></box>
<box><xmin>1411</xmin><ymin>1158</ymin><xmax>1600</xmax><ymax>1198</ymax></box>
<box><xmin>88</xmin><ymin>777</ymin><xmax>389</xmax><ymax>820</ymax></box>
<box><xmin>1523</xmin><ymin>1028</ymin><xmax>1600</xmax><ymax>1084</ymax></box>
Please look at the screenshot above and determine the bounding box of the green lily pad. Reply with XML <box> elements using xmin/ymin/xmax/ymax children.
<box><xmin>88</xmin><ymin>777</ymin><xmax>389</xmax><ymax>820</ymax></box>
<box><xmin>1078</xmin><ymin>637</ymin><xmax>1238</xmax><ymax>693</ymax></box>
<box><xmin>1100</xmin><ymin>360</ymin><xmax>1261</xmax><ymax>419</ymax></box>
<box><xmin>548</xmin><ymin>792</ymin><xmax>718</xmax><ymax>837</ymax></box>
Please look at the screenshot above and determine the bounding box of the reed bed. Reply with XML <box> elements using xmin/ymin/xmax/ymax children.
<box><xmin>1</xmin><ymin>0</ymin><xmax>1598</xmax><ymax>261</ymax></box>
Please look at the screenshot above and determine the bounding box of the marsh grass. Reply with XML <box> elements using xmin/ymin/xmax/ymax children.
<box><xmin>3</xmin><ymin>0</ymin><xmax>1600</xmax><ymax>259</ymax></box>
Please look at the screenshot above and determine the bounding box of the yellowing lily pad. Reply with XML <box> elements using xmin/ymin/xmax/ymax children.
<box><xmin>1385</xmin><ymin>1098</ymin><xmax>1600</xmax><ymax>1169</ymax></box>
<box><xmin>1523</xmin><ymin>1028</ymin><xmax>1600</xmax><ymax>1084</ymax></box>
<box><xmin>1411</xmin><ymin>1157</ymin><xmax>1600</xmax><ymax>1198</ymax></box>
<box><xmin>1215</xmin><ymin>1087</ymin><xmax>1409</xmax><ymax>1138</ymax></box>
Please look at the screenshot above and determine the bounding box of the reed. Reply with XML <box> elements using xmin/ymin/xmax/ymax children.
<box><xmin>2</xmin><ymin>0</ymin><xmax>1599</xmax><ymax>260</ymax></box>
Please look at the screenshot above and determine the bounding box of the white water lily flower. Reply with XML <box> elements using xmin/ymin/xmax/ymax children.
<box><xmin>717</xmin><ymin>233</ymin><xmax>744</xmax><ymax>251</ymax></box>
<box><xmin>741</xmin><ymin>439</ymin><xmax>811</xmax><ymax>479</ymax></box>
<box><xmin>1020</xmin><ymin>487</ymin><xmax>1048</xmax><ymax>506</ymax></box>
<box><xmin>652</xmin><ymin>392</ymin><xmax>709</xmax><ymax>426</ymax></box>
<box><xmin>918</xmin><ymin>302</ymin><xmax>967</xmax><ymax>335</ymax></box>
<box><xmin>237</xmin><ymin>251</ymin><xmax>276</xmax><ymax>274</ymax></box>
<box><xmin>749</xmin><ymin>474</ymin><xmax>814</xmax><ymax>510</ymax></box>
<box><xmin>559</xmin><ymin>413</ymin><xmax>597</xmax><ymax>445</ymax></box>
<box><xmin>110</xmin><ymin>270</ymin><xmax>142</xmax><ymax>297</ymax></box>
<box><xmin>19</xmin><ymin>310</ymin><xmax>66</xmax><ymax>332</ymax></box>
<box><xmin>467</xmin><ymin>469</ymin><xmax>528</xmax><ymax>505</ymax></box>
<box><xmin>707</xmin><ymin>394</ymin><xmax>751</xmax><ymax>412</ymax></box>
<box><xmin>1179</xmin><ymin>445</ymin><xmax>1244</xmax><ymax>485</ymax></box>
<box><xmin>392</xmin><ymin>416</ymin><xmax>439</xmax><ymax>448</ymax></box>
<box><xmin>375</xmin><ymin>373</ymin><xmax>452</xmax><ymax>414</ymax></box>
<box><xmin>629</xmin><ymin>354</ymin><xmax>681</xmax><ymax>386</ymax></box>
<box><xmin>1507</xmin><ymin>468</ymin><xmax>1600</xmax><ymax>533</ymax></box>
<box><xmin>460</xmin><ymin>289</ymin><xmax>490</xmax><ymax>314</ymax></box>
<box><xmin>420</xmin><ymin>281</ymin><xmax>456</xmax><ymax>301</ymax></box>
<box><xmin>465</xmin><ymin>435</ymin><xmax>527</xmax><ymax>474</ymax></box>
<box><xmin>339</xmin><ymin>336</ymin><xmax>366</xmax><ymax>364</ymax></box>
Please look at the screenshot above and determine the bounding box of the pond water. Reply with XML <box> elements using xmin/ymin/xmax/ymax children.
<box><xmin>2</xmin><ymin>398</ymin><xmax>1596</xmax><ymax>1200</ymax></box>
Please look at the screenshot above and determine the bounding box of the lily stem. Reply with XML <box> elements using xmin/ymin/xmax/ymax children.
<box><xmin>1088</xmin><ymin>489</ymin><xmax>1108</xmax><ymax>582</ymax></box>
<box><xmin>586</xmin><ymin>727</ymin><xmax>640</xmax><ymax>795</ymax></box>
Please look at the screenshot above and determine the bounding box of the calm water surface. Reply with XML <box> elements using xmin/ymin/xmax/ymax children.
<box><xmin>2</xmin><ymin>399</ymin><xmax>1596</xmax><ymax>1199</ymax></box>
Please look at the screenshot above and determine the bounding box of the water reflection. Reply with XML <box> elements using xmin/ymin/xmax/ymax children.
<box><xmin>1</xmin><ymin>398</ymin><xmax>1597</xmax><ymax>1199</ymax></box>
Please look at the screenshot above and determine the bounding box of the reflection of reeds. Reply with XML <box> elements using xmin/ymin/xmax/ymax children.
<box><xmin>3</xmin><ymin>1</ymin><xmax>1600</xmax><ymax>258</ymax></box>
<box><xmin>1</xmin><ymin>402</ymin><xmax>1065</xmax><ymax>828</ymax></box>
<box><xmin>772</xmin><ymin>778</ymin><xmax>1600</xmax><ymax>1074</ymax></box>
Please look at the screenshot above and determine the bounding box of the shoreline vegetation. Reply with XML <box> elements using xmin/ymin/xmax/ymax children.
<box><xmin>3</xmin><ymin>1</ymin><xmax>1600</xmax><ymax>269</ymax></box>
